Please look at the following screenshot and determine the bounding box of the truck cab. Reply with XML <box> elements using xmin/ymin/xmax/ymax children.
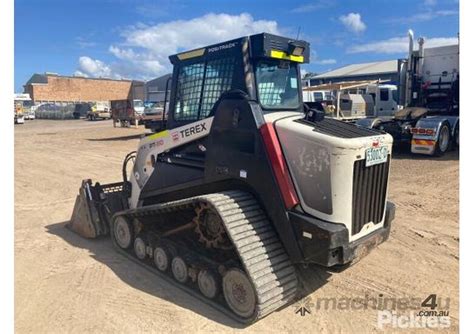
<box><xmin>366</xmin><ymin>84</ymin><xmax>399</xmax><ymax>117</ymax></box>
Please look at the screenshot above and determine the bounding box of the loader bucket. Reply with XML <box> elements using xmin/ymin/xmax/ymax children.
<box><xmin>67</xmin><ymin>179</ymin><xmax>111</xmax><ymax>238</ymax></box>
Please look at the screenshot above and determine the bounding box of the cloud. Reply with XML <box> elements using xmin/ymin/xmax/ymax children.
<box><xmin>314</xmin><ymin>58</ymin><xmax>337</xmax><ymax>65</ymax></box>
<box><xmin>339</xmin><ymin>13</ymin><xmax>366</xmax><ymax>34</ymax></box>
<box><xmin>135</xmin><ymin>3</ymin><xmax>169</xmax><ymax>18</ymax></box>
<box><xmin>347</xmin><ymin>36</ymin><xmax>458</xmax><ymax>54</ymax></box>
<box><xmin>424</xmin><ymin>0</ymin><xmax>436</xmax><ymax>6</ymax></box>
<box><xmin>76</xmin><ymin>56</ymin><xmax>113</xmax><ymax>78</ymax></box>
<box><xmin>291</xmin><ymin>1</ymin><xmax>333</xmax><ymax>13</ymax></box>
<box><xmin>75</xmin><ymin>36</ymin><xmax>97</xmax><ymax>49</ymax></box>
<box><xmin>75</xmin><ymin>13</ymin><xmax>280</xmax><ymax>80</ymax></box>
<box><xmin>73</xmin><ymin>70</ymin><xmax>89</xmax><ymax>78</ymax></box>
<box><xmin>311</xmin><ymin>51</ymin><xmax>337</xmax><ymax>66</ymax></box>
<box><xmin>389</xmin><ymin>9</ymin><xmax>458</xmax><ymax>23</ymax></box>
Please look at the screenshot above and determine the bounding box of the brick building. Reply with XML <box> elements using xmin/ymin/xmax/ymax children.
<box><xmin>23</xmin><ymin>73</ymin><xmax>144</xmax><ymax>104</ymax></box>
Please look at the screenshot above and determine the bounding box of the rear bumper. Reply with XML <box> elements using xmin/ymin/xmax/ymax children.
<box><xmin>411</xmin><ymin>138</ymin><xmax>436</xmax><ymax>155</ymax></box>
<box><xmin>290</xmin><ymin>201</ymin><xmax>395</xmax><ymax>267</ymax></box>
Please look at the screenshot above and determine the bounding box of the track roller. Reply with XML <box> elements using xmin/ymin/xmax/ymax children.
<box><xmin>113</xmin><ymin>216</ymin><xmax>134</xmax><ymax>249</ymax></box>
<box><xmin>154</xmin><ymin>247</ymin><xmax>170</xmax><ymax>272</ymax></box>
<box><xmin>197</xmin><ymin>270</ymin><xmax>220</xmax><ymax>299</ymax></box>
<box><xmin>222</xmin><ymin>268</ymin><xmax>257</xmax><ymax>318</ymax></box>
<box><xmin>171</xmin><ymin>256</ymin><xmax>189</xmax><ymax>284</ymax></box>
<box><xmin>134</xmin><ymin>235</ymin><xmax>147</xmax><ymax>260</ymax></box>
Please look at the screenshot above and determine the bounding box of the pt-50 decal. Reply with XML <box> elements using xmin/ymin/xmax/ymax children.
<box><xmin>133</xmin><ymin>117</ymin><xmax>214</xmax><ymax>188</ymax></box>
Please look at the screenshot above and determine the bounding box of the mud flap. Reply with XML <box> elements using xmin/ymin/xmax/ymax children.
<box><xmin>67</xmin><ymin>179</ymin><xmax>123</xmax><ymax>238</ymax></box>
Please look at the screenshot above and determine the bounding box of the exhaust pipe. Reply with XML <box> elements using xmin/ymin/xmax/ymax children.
<box><xmin>417</xmin><ymin>37</ymin><xmax>425</xmax><ymax>78</ymax></box>
<box><xmin>405</xmin><ymin>29</ymin><xmax>414</xmax><ymax>106</ymax></box>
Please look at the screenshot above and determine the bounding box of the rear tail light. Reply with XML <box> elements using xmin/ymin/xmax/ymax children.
<box><xmin>412</xmin><ymin>128</ymin><xmax>435</xmax><ymax>136</ymax></box>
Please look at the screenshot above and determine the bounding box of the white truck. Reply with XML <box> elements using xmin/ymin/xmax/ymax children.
<box><xmin>303</xmin><ymin>82</ymin><xmax>399</xmax><ymax>119</ymax></box>
<box><xmin>14</xmin><ymin>93</ymin><xmax>33</xmax><ymax>124</ymax></box>
<box><xmin>87</xmin><ymin>101</ymin><xmax>111</xmax><ymax>120</ymax></box>
<box><xmin>357</xmin><ymin>30</ymin><xmax>459</xmax><ymax>156</ymax></box>
<box><xmin>366</xmin><ymin>84</ymin><xmax>399</xmax><ymax>117</ymax></box>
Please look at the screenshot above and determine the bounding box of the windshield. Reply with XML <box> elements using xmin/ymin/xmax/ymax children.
<box><xmin>133</xmin><ymin>100</ymin><xmax>144</xmax><ymax>108</ymax></box>
<box><xmin>255</xmin><ymin>60</ymin><xmax>300</xmax><ymax>110</ymax></box>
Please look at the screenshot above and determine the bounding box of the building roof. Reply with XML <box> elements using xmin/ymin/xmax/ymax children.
<box><xmin>311</xmin><ymin>60</ymin><xmax>399</xmax><ymax>80</ymax></box>
<box><xmin>146</xmin><ymin>74</ymin><xmax>172</xmax><ymax>91</ymax></box>
<box><xmin>25</xmin><ymin>73</ymin><xmax>48</xmax><ymax>86</ymax></box>
<box><xmin>303</xmin><ymin>80</ymin><xmax>389</xmax><ymax>92</ymax></box>
<box><xmin>24</xmin><ymin>73</ymin><xmax>138</xmax><ymax>87</ymax></box>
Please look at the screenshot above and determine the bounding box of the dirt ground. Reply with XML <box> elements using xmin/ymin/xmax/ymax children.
<box><xmin>14</xmin><ymin>120</ymin><xmax>459</xmax><ymax>333</ymax></box>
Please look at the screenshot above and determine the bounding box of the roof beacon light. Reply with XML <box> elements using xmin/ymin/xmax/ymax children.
<box><xmin>288</xmin><ymin>41</ymin><xmax>305</xmax><ymax>57</ymax></box>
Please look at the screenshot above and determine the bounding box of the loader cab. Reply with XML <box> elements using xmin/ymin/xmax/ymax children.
<box><xmin>166</xmin><ymin>33</ymin><xmax>310</xmax><ymax>130</ymax></box>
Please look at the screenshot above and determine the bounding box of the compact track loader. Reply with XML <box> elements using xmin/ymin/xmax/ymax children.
<box><xmin>69</xmin><ymin>33</ymin><xmax>395</xmax><ymax>323</ymax></box>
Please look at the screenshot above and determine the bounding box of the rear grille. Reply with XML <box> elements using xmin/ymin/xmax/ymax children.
<box><xmin>295</xmin><ymin>118</ymin><xmax>382</xmax><ymax>138</ymax></box>
<box><xmin>351</xmin><ymin>157</ymin><xmax>390</xmax><ymax>236</ymax></box>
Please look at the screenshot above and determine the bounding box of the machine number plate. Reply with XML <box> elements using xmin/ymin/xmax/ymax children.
<box><xmin>366</xmin><ymin>146</ymin><xmax>388</xmax><ymax>167</ymax></box>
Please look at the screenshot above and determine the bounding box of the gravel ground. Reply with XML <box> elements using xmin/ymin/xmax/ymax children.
<box><xmin>15</xmin><ymin>120</ymin><xmax>459</xmax><ymax>333</ymax></box>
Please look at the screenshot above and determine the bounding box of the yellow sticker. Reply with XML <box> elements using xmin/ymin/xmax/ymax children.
<box><xmin>270</xmin><ymin>50</ymin><xmax>304</xmax><ymax>63</ymax></box>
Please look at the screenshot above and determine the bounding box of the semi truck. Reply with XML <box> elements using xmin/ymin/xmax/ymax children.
<box><xmin>68</xmin><ymin>33</ymin><xmax>395</xmax><ymax>323</ymax></box>
<box><xmin>356</xmin><ymin>30</ymin><xmax>459</xmax><ymax>156</ymax></box>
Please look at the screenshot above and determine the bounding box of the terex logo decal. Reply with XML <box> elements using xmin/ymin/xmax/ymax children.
<box><xmin>180</xmin><ymin>122</ymin><xmax>207</xmax><ymax>138</ymax></box>
<box><xmin>171</xmin><ymin>132</ymin><xmax>179</xmax><ymax>142</ymax></box>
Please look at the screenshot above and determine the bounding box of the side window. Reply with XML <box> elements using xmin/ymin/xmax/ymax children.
<box><xmin>313</xmin><ymin>92</ymin><xmax>323</xmax><ymax>101</ymax></box>
<box><xmin>174</xmin><ymin>62</ymin><xmax>205</xmax><ymax>121</ymax></box>
<box><xmin>380</xmin><ymin>89</ymin><xmax>389</xmax><ymax>101</ymax></box>
<box><xmin>174</xmin><ymin>57</ymin><xmax>235</xmax><ymax>122</ymax></box>
<box><xmin>391</xmin><ymin>89</ymin><xmax>398</xmax><ymax>103</ymax></box>
<box><xmin>200</xmin><ymin>57</ymin><xmax>234</xmax><ymax>119</ymax></box>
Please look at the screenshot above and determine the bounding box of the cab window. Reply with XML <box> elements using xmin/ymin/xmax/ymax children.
<box><xmin>174</xmin><ymin>57</ymin><xmax>235</xmax><ymax>122</ymax></box>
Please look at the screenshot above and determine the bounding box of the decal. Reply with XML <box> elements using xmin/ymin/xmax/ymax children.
<box><xmin>132</xmin><ymin>116</ymin><xmax>214</xmax><ymax>189</ymax></box>
<box><xmin>171</xmin><ymin>132</ymin><xmax>180</xmax><ymax>142</ymax></box>
<box><xmin>179</xmin><ymin>122</ymin><xmax>207</xmax><ymax>138</ymax></box>
<box><xmin>208</xmin><ymin>42</ymin><xmax>237</xmax><ymax>53</ymax></box>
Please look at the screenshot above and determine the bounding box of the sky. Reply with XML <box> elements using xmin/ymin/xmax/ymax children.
<box><xmin>14</xmin><ymin>0</ymin><xmax>459</xmax><ymax>92</ymax></box>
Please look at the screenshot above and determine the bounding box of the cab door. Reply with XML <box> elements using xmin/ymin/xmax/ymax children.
<box><xmin>376</xmin><ymin>88</ymin><xmax>397</xmax><ymax>116</ymax></box>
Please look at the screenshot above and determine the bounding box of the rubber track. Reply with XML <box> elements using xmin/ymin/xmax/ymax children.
<box><xmin>111</xmin><ymin>190</ymin><xmax>299</xmax><ymax>323</ymax></box>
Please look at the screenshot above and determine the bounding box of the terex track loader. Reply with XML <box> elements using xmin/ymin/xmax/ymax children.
<box><xmin>69</xmin><ymin>33</ymin><xmax>396</xmax><ymax>323</ymax></box>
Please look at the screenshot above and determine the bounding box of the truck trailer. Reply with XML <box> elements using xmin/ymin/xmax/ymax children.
<box><xmin>111</xmin><ymin>99</ymin><xmax>145</xmax><ymax>128</ymax></box>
